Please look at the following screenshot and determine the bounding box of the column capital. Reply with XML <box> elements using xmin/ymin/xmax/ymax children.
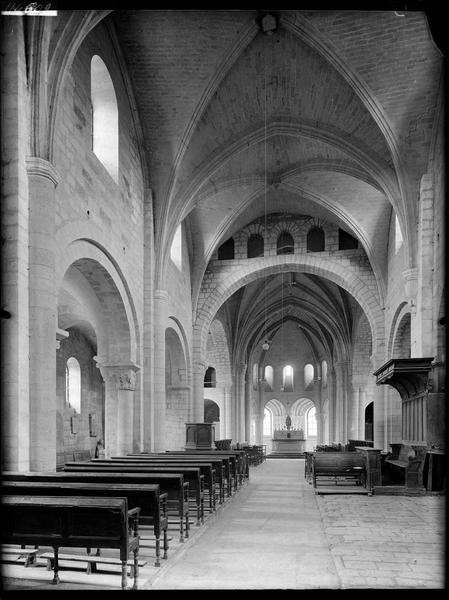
<box><xmin>55</xmin><ymin>327</ymin><xmax>69</xmax><ymax>350</ymax></box>
<box><xmin>154</xmin><ymin>289</ymin><xmax>169</xmax><ymax>302</ymax></box>
<box><xmin>96</xmin><ymin>361</ymin><xmax>140</xmax><ymax>390</ymax></box>
<box><xmin>25</xmin><ymin>156</ymin><xmax>59</xmax><ymax>186</ymax></box>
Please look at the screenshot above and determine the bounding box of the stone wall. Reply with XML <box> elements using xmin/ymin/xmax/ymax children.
<box><xmin>56</xmin><ymin>327</ymin><xmax>104</xmax><ymax>458</ymax></box>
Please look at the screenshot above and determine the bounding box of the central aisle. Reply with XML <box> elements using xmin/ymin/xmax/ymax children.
<box><xmin>149</xmin><ymin>458</ymin><xmax>340</xmax><ymax>589</ymax></box>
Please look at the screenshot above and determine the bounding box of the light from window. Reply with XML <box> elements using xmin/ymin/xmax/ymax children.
<box><xmin>263</xmin><ymin>407</ymin><xmax>273</xmax><ymax>436</ymax></box>
<box><xmin>170</xmin><ymin>224</ymin><xmax>182</xmax><ymax>269</ymax></box>
<box><xmin>66</xmin><ymin>356</ymin><xmax>81</xmax><ymax>413</ymax></box>
<box><xmin>304</xmin><ymin>363</ymin><xmax>314</xmax><ymax>389</ymax></box>
<box><xmin>321</xmin><ymin>360</ymin><xmax>327</xmax><ymax>387</ymax></box>
<box><xmin>395</xmin><ymin>214</ymin><xmax>403</xmax><ymax>253</ymax></box>
<box><xmin>252</xmin><ymin>363</ymin><xmax>259</xmax><ymax>390</ymax></box>
<box><xmin>282</xmin><ymin>365</ymin><xmax>294</xmax><ymax>391</ymax></box>
<box><xmin>264</xmin><ymin>365</ymin><xmax>274</xmax><ymax>390</ymax></box>
<box><xmin>91</xmin><ymin>55</ymin><xmax>119</xmax><ymax>182</ymax></box>
<box><xmin>306</xmin><ymin>406</ymin><xmax>317</xmax><ymax>436</ymax></box>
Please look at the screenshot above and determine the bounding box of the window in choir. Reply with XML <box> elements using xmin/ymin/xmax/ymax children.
<box><xmin>263</xmin><ymin>407</ymin><xmax>273</xmax><ymax>437</ymax></box>
<box><xmin>170</xmin><ymin>223</ymin><xmax>183</xmax><ymax>270</ymax></box>
<box><xmin>90</xmin><ymin>55</ymin><xmax>119</xmax><ymax>183</ymax></box>
<box><xmin>395</xmin><ymin>214</ymin><xmax>403</xmax><ymax>253</ymax></box>
<box><xmin>247</xmin><ymin>233</ymin><xmax>264</xmax><ymax>258</ymax></box>
<box><xmin>307</xmin><ymin>226</ymin><xmax>325</xmax><ymax>252</ymax></box>
<box><xmin>204</xmin><ymin>366</ymin><xmax>216</xmax><ymax>388</ymax></box>
<box><xmin>321</xmin><ymin>360</ymin><xmax>328</xmax><ymax>388</ymax></box>
<box><xmin>282</xmin><ymin>365</ymin><xmax>294</xmax><ymax>392</ymax></box>
<box><xmin>304</xmin><ymin>363</ymin><xmax>314</xmax><ymax>389</ymax></box>
<box><xmin>264</xmin><ymin>365</ymin><xmax>274</xmax><ymax>391</ymax></box>
<box><xmin>276</xmin><ymin>231</ymin><xmax>294</xmax><ymax>255</ymax></box>
<box><xmin>338</xmin><ymin>228</ymin><xmax>358</xmax><ymax>250</ymax></box>
<box><xmin>217</xmin><ymin>237</ymin><xmax>234</xmax><ymax>260</ymax></box>
<box><xmin>306</xmin><ymin>406</ymin><xmax>317</xmax><ymax>436</ymax></box>
<box><xmin>252</xmin><ymin>363</ymin><xmax>259</xmax><ymax>390</ymax></box>
<box><xmin>66</xmin><ymin>357</ymin><xmax>81</xmax><ymax>413</ymax></box>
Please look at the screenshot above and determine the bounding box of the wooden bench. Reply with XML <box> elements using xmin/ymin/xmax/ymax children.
<box><xmin>312</xmin><ymin>452</ymin><xmax>366</xmax><ymax>489</ymax></box>
<box><xmin>1</xmin><ymin>545</ymin><xmax>38</xmax><ymax>567</ymax></box>
<box><xmin>39</xmin><ymin>551</ymin><xmax>146</xmax><ymax>577</ymax></box>
<box><xmin>165</xmin><ymin>451</ymin><xmax>238</xmax><ymax>495</ymax></box>
<box><xmin>1</xmin><ymin>478</ymin><xmax>168</xmax><ymax>566</ymax></box>
<box><xmin>123</xmin><ymin>454</ymin><xmax>223</xmax><ymax>507</ymax></box>
<box><xmin>62</xmin><ymin>464</ymin><xmax>190</xmax><ymax>542</ymax></box>
<box><xmin>91</xmin><ymin>458</ymin><xmax>205</xmax><ymax>525</ymax></box>
<box><xmin>56</xmin><ymin>450</ymin><xmax>91</xmax><ymax>471</ymax></box>
<box><xmin>383</xmin><ymin>443</ymin><xmax>427</xmax><ymax>490</ymax></box>
<box><xmin>1</xmin><ymin>495</ymin><xmax>140</xmax><ymax>589</ymax></box>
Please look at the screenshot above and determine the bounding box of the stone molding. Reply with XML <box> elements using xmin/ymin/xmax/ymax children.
<box><xmin>25</xmin><ymin>156</ymin><xmax>59</xmax><ymax>186</ymax></box>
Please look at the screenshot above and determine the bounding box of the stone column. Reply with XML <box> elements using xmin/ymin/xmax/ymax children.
<box><xmin>27</xmin><ymin>157</ymin><xmax>59</xmax><ymax>471</ymax></box>
<box><xmin>97</xmin><ymin>364</ymin><xmax>139</xmax><ymax>457</ymax></box>
<box><xmin>1</xmin><ymin>19</ymin><xmax>30</xmax><ymax>471</ymax></box>
<box><xmin>223</xmin><ymin>387</ymin><xmax>232</xmax><ymax>439</ymax></box>
<box><xmin>192</xmin><ymin>359</ymin><xmax>206</xmax><ymax>423</ymax></box>
<box><xmin>335</xmin><ymin>361</ymin><xmax>350</xmax><ymax>444</ymax></box>
<box><xmin>143</xmin><ymin>188</ymin><xmax>155</xmax><ymax>451</ymax></box>
<box><xmin>244</xmin><ymin>370</ymin><xmax>252</xmax><ymax>443</ymax></box>
<box><xmin>236</xmin><ymin>363</ymin><xmax>247</xmax><ymax>443</ymax></box>
<box><xmin>414</xmin><ymin>174</ymin><xmax>435</xmax><ymax>357</ymax></box>
<box><xmin>154</xmin><ymin>289</ymin><xmax>168</xmax><ymax>451</ymax></box>
<box><xmin>327</xmin><ymin>366</ymin><xmax>335</xmax><ymax>444</ymax></box>
<box><xmin>316</xmin><ymin>411</ymin><xmax>325</xmax><ymax>445</ymax></box>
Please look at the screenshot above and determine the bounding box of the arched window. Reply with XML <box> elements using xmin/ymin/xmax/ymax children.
<box><xmin>170</xmin><ymin>224</ymin><xmax>182</xmax><ymax>269</ymax></box>
<box><xmin>276</xmin><ymin>231</ymin><xmax>294</xmax><ymax>255</ymax></box>
<box><xmin>282</xmin><ymin>365</ymin><xmax>294</xmax><ymax>392</ymax></box>
<box><xmin>307</xmin><ymin>227</ymin><xmax>325</xmax><ymax>252</ymax></box>
<box><xmin>204</xmin><ymin>399</ymin><xmax>220</xmax><ymax>423</ymax></box>
<box><xmin>264</xmin><ymin>365</ymin><xmax>274</xmax><ymax>390</ymax></box>
<box><xmin>247</xmin><ymin>233</ymin><xmax>264</xmax><ymax>258</ymax></box>
<box><xmin>218</xmin><ymin>237</ymin><xmax>234</xmax><ymax>260</ymax></box>
<box><xmin>90</xmin><ymin>55</ymin><xmax>118</xmax><ymax>183</ymax></box>
<box><xmin>66</xmin><ymin>357</ymin><xmax>81</xmax><ymax>413</ymax></box>
<box><xmin>321</xmin><ymin>360</ymin><xmax>328</xmax><ymax>387</ymax></box>
<box><xmin>252</xmin><ymin>363</ymin><xmax>259</xmax><ymax>390</ymax></box>
<box><xmin>263</xmin><ymin>407</ymin><xmax>273</xmax><ymax>436</ymax></box>
<box><xmin>395</xmin><ymin>214</ymin><xmax>403</xmax><ymax>254</ymax></box>
<box><xmin>338</xmin><ymin>228</ymin><xmax>358</xmax><ymax>250</ymax></box>
<box><xmin>306</xmin><ymin>406</ymin><xmax>317</xmax><ymax>436</ymax></box>
<box><xmin>204</xmin><ymin>367</ymin><xmax>216</xmax><ymax>388</ymax></box>
<box><xmin>304</xmin><ymin>363</ymin><xmax>314</xmax><ymax>389</ymax></box>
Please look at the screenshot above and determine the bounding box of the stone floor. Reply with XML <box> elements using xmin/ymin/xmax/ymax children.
<box><xmin>1</xmin><ymin>459</ymin><xmax>446</xmax><ymax>591</ymax></box>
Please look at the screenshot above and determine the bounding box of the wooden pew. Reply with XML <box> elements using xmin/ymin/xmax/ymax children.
<box><xmin>3</xmin><ymin>470</ymin><xmax>188</xmax><ymax>544</ymax></box>
<box><xmin>1</xmin><ymin>495</ymin><xmax>140</xmax><ymax>590</ymax></box>
<box><xmin>62</xmin><ymin>464</ymin><xmax>190</xmax><ymax>542</ymax></box>
<box><xmin>383</xmin><ymin>443</ymin><xmax>427</xmax><ymax>490</ymax></box>
<box><xmin>312</xmin><ymin>451</ymin><xmax>366</xmax><ymax>489</ymax></box>
<box><xmin>90</xmin><ymin>459</ymin><xmax>205</xmax><ymax>525</ymax></box>
<box><xmin>1</xmin><ymin>479</ymin><xmax>168</xmax><ymax>566</ymax></box>
<box><xmin>120</xmin><ymin>454</ymin><xmax>224</xmax><ymax>506</ymax></box>
<box><xmin>164</xmin><ymin>451</ymin><xmax>237</xmax><ymax>496</ymax></box>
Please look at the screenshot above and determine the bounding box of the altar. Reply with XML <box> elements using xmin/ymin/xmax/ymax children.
<box><xmin>272</xmin><ymin>428</ymin><xmax>305</xmax><ymax>453</ymax></box>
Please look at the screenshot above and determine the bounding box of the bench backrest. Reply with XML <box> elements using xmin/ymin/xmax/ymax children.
<box><xmin>313</xmin><ymin>452</ymin><xmax>365</xmax><ymax>469</ymax></box>
<box><xmin>1</xmin><ymin>495</ymin><xmax>130</xmax><ymax>560</ymax></box>
<box><xmin>1</xmin><ymin>480</ymin><xmax>162</xmax><ymax>521</ymax></box>
<box><xmin>2</xmin><ymin>470</ymin><xmax>185</xmax><ymax>505</ymax></box>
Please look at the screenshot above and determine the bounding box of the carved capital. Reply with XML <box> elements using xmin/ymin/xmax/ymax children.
<box><xmin>95</xmin><ymin>361</ymin><xmax>140</xmax><ymax>390</ymax></box>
